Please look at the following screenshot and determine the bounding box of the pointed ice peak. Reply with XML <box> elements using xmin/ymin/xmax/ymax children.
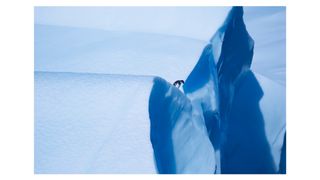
<box><xmin>210</xmin><ymin>7</ymin><xmax>254</xmax><ymax>81</ymax></box>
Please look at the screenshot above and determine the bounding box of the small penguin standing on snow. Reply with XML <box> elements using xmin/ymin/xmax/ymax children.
<box><xmin>173</xmin><ymin>80</ymin><xmax>185</xmax><ymax>89</ymax></box>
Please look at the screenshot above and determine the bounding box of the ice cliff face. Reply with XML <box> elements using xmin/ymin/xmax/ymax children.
<box><xmin>183</xmin><ymin>7</ymin><xmax>285</xmax><ymax>173</ymax></box>
<box><xmin>149</xmin><ymin>77</ymin><xmax>216</xmax><ymax>173</ymax></box>
<box><xmin>183</xmin><ymin>44</ymin><xmax>221</xmax><ymax>172</ymax></box>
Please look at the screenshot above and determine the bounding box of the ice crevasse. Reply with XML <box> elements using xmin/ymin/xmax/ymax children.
<box><xmin>35</xmin><ymin>6</ymin><xmax>286</xmax><ymax>174</ymax></box>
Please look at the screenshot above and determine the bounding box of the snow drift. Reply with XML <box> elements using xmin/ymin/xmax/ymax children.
<box><xmin>35</xmin><ymin>72</ymin><xmax>156</xmax><ymax>173</ymax></box>
<box><xmin>34</xmin><ymin>26</ymin><xmax>207</xmax><ymax>83</ymax></box>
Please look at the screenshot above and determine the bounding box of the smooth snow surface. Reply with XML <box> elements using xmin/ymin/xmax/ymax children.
<box><xmin>244</xmin><ymin>7</ymin><xmax>286</xmax><ymax>85</ymax></box>
<box><xmin>34</xmin><ymin>7</ymin><xmax>285</xmax><ymax>85</ymax></box>
<box><xmin>35</xmin><ymin>25</ymin><xmax>206</xmax><ymax>83</ymax></box>
<box><xmin>35</xmin><ymin>7</ymin><xmax>230</xmax><ymax>41</ymax></box>
<box><xmin>35</xmin><ymin>72</ymin><xmax>156</xmax><ymax>173</ymax></box>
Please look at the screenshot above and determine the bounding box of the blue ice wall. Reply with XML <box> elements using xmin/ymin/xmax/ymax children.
<box><xmin>149</xmin><ymin>77</ymin><xmax>216</xmax><ymax>173</ymax></box>
<box><xmin>183</xmin><ymin>7</ymin><xmax>286</xmax><ymax>174</ymax></box>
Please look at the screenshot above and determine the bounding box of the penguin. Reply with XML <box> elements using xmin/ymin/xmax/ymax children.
<box><xmin>173</xmin><ymin>80</ymin><xmax>185</xmax><ymax>89</ymax></box>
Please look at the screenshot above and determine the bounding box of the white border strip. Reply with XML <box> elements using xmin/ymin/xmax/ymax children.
<box><xmin>33</xmin><ymin>0</ymin><xmax>287</xmax><ymax>6</ymax></box>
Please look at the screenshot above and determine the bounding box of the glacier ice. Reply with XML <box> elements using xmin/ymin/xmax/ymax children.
<box><xmin>183</xmin><ymin>44</ymin><xmax>221</xmax><ymax>172</ymax></box>
<box><xmin>149</xmin><ymin>77</ymin><xmax>216</xmax><ymax>173</ymax></box>
<box><xmin>34</xmin><ymin>6</ymin><xmax>286</xmax><ymax>174</ymax></box>
<box><xmin>183</xmin><ymin>7</ymin><xmax>286</xmax><ymax>173</ymax></box>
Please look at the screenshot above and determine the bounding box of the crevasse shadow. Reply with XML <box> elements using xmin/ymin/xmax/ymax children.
<box><xmin>221</xmin><ymin>70</ymin><xmax>276</xmax><ymax>174</ymax></box>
